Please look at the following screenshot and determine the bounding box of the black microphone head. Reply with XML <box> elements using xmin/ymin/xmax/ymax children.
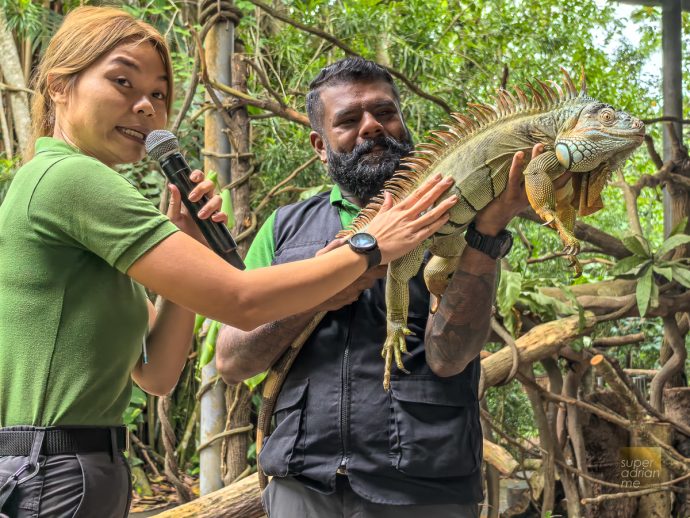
<box><xmin>146</xmin><ymin>130</ymin><xmax>179</xmax><ymax>161</ymax></box>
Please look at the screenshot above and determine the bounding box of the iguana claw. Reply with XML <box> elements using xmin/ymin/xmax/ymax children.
<box><xmin>566</xmin><ymin>255</ymin><xmax>582</xmax><ymax>277</ymax></box>
<box><xmin>430</xmin><ymin>294</ymin><xmax>442</xmax><ymax>314</ymax></box>
<box><xmin>382</xmin><ymin>325</ymin><xmax>412</xmax><ymax>391</ymax></box>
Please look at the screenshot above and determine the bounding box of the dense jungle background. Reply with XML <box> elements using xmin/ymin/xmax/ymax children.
<box><xmin>1</xmin><ymin>0</ymin><xmax>689</xmax><ymax>516</ymax></box>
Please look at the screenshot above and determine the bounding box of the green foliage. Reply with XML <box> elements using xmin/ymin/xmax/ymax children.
<box><xmin>497</xmin><ymin>270</ymin><xmax>576</xmax><ymax>335</ymax></box>
<box><xmin>0</xmin><ymin>155</ymin><xmax>18</xmax><ymax>204</ymax></box>
<box><xmin>123</xmin><ymin>385</ymin><xmax>147</xmax><ymax>432</ymax></box>
<box><xmin>612</xmin><ymin>232</ymin><xmax>690</xmax><ymax>315</ymax></box>
<box><xmin>197</xmin><ymin>320</ymin><xmax>221</xmax><ymax>373</ymax></box>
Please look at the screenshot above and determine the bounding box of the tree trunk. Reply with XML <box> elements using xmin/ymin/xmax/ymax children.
<box><xmin>0</xmin><ymin>9</ymin><xmax>31</xmax><ymax>153</ymax></box>
<box><xmin>227</xmin><ymin>40</ymin><xmax>254</xmax><ymax>255</ymax></box>
<box><xmin>663</xmin><ymin>387</ymin><xmax>690</xmax><ymax>517</ymax></box>
<box><xmin>154</xmin><ymin>472</ymin><xmax>265</xmax><ymax>518</ymax></box>
<box><xmin>221</xmin><ymin>382</ymin><xmax>252</xmax><ymax>485</ymax></box>
<box><xmin>633</xmin><ymin>423</ymin><xmax>673</xmax><ymax>518</ymax></box>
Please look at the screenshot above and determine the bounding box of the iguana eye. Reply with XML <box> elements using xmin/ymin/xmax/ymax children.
<box><xmin>599</xmin><ymin>108</ymin><xmax>616</xmax><ymax>125</ymax></box>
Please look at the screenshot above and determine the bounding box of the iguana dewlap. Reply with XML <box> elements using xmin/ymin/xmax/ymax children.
<box><xmin>337</xmin><ymin>69</ymin><xmax>645</xmax><ymax>390</ymax></box>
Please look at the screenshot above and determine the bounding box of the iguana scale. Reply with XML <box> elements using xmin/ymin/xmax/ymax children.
<box><xmin>256</xmin><ymin>69</ymin><xmax>644</xmax><ymax>489</ymax></box>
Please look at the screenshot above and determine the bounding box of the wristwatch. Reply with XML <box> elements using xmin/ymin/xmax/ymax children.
<box><xmin>348</xmin><ymin>232</ymin><xmax>382</xmax><ymax>269</ymax></box>
<box><xmin>465</xmin><ymin>222</ymin><xmax>513</xmax><ymax>260</ymax></box>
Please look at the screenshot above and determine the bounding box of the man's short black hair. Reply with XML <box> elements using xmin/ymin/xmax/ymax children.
<box><xmin>306</xmin><ymin>56</ymin><xmax>400</xmax><ymax>134</ymax></box>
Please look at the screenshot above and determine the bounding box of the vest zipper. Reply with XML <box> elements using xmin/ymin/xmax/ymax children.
<box><xmin>339</xmin><ymin>307</ymin><xmax>354</xmax><ymax>472</ymax></box>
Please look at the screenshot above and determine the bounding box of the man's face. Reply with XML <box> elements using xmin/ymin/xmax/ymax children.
<box><xmin>310</xmin><ymin>80</ymin><xmax>413</xmax><ymax>201</ymax></box>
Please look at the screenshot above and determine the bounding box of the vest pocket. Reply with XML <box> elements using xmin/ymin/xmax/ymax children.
<box><xmin>258</xmin><ymin>378</ymin><xmax>309</xmax><ymax>477</ymax></box>
<box><xmin>388</xmin><ymin>375</ymin><xmax>480</xmax><ymax>478</ymax></box>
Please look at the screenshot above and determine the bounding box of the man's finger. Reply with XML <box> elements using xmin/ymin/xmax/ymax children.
<box><xmin>507</xmin><ymin>151</ymin><xmax>525</xmax><ymax>193</ymax></box>
<box><xmin>532</xmin><ymin>143</ymin><xmax>544</xmax><ymax>158</ymax></box>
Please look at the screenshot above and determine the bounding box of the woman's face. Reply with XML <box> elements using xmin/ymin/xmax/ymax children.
<box><xmin>52</xmin><ymin>41</ymin><xmax>169</xmax><ymax>167</ymax></box>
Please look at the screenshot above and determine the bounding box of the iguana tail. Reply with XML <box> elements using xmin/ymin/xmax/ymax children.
<box><xmin>256</xmin><ymin>310</ymin><xmax>327</xmax><ymax>490</ymax></box>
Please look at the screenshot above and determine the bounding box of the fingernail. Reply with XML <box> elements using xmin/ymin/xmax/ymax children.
<box><xmin>191</xmin><ymin>171</ymin><xmax>201</xmax><ymax>181</ymax></box>
<box><xmin>434</xmin><ymin>173</ymin><xmax>442</xmax><ymax>180</ymax></box>
<box><xmin>443</xmin><ymin>177</ymin><xmax>453</xmax><ymax>183</ymax></box>
<box><xmin>448</xmin><ymin>195</ymin><xmax>458</xmax><ymax>202</ymax></box>
<box><xmin>198</xmin><ymin>209</ymin><xmax>207</xmax><ymax>217</ymax></box>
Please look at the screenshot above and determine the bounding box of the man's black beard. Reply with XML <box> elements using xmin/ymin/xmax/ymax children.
<box><xmin>326</xmin><ymin>134</ymin><xmax>414</xmax><ymax>202</ymax></box>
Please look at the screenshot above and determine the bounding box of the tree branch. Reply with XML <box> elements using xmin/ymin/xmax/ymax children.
<box><xmin>212</xmin><ymin>79</ymin><xmax>310</xmax><ymax>126</ymax></box>
<box><xmin>645</xmin><ymin>135</ymin><xmax>664</xmax><ymax>169</ymax></box>
<box><xmin>650</xmin><ymin>316</ymin><xmax>688</xmax><ymax>412</ymax></box>
<box><xmin>642</xmin><ymin>116</ymin><xmax>690</xmax><ymax>125</ymax></box>
<box><xmin>592</xmin><ymin>333</ymin><xmax>645</xmax><ymax>348</ymax></box>
<box><xmin>247</xmin><ymin>0</ymin><xmax>453</xmax><ymax>113</ymax></box>
<box><xmin>614</xmin><ymin>169</ymin><xmax>644</xmax><ymax>237</ymax></box>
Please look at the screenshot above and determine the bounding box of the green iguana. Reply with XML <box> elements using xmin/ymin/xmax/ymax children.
<box><xmin>256</xmin><ymin>69</ymin><xmax>644</xmax><ymax>489</ymax></box>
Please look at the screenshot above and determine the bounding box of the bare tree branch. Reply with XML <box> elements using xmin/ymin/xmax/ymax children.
<box><xmin>242</xmin><ymin>56</ymin><xmax>287</xmax><ymax>108</ymax></box>
<box><xmin>650</xmin><ymin>317</ymin><xmax>688</xmax><ymax>412</ymax></box>
<box><xmin>613</xmin><ymin>169</ymin><xmax>644</xmax><ymax>237</ymax></box>
<box><xmin>644</xmin><ymin>134</ymin><xmax>664</xmax><ymax>169</ymax></box>
<box><xmin>642</xmin><ymin>116</ymin><xmax>690</xmax><ymax>125</ymax></box>
<box><xmin>212</xmin><ymin>79</ymin><xmax>310</xmax><ymax>126</ymax></box>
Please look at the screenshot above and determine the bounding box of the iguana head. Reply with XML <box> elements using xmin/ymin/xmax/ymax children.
<box><xmin>554</xmin><ymin>101</ymin><xmax>645</xmax><ymax>173</ymax></box>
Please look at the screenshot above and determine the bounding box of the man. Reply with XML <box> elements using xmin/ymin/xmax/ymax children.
<box><xmin>217</xmin><ymin>57</ymin><xmax>543</xmax><ymax>517</ymax></box>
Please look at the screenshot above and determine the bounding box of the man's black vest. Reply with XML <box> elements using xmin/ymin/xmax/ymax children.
<box><xmin>258</xmin><ymin>192</ymin><xmax>483</xmax><ymax>505</ymax></box>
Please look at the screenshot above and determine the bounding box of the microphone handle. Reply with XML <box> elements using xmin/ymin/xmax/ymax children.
<box><xmin>160</xmin><ymin>152</ymin><xmax>246</xmax><ymax>270</ymax></box>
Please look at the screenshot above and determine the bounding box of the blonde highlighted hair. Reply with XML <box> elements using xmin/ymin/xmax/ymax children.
<box><xmin>27</xmin><ymin>6</ymin><xmax>173</xmax><ymax>159</ymax></box>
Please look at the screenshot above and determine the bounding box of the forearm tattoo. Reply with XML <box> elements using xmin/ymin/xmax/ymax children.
<box><xmin>222</xmin><ymin>311</ymin><xmax>315</xmax><ymax>374</ymax></box>
<box><xmin>425</xmin><ymin>270</ymin><xmax>496</xmax><ymax>373</ymax></box>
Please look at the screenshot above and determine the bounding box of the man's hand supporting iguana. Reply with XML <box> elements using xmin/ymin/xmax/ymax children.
<box><xmin>424</xmin><ymin>145</ymin><xmax>561</xmax><ymax>376</ymax></box>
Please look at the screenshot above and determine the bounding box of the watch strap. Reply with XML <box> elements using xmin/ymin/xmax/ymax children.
<box><xmin>365</xmin><ymin>246</ymin><xmax>382</xmax><ymax>269</ymax></box>
<box><xmin>465</xmin><ymin>222</ymin><xmax>513</xmax><ymax>260</ymax></box>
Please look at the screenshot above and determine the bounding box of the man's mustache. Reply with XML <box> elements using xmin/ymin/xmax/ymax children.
<box><xmin>342</xmin><ymin>135</ymin><xmax>411</xmax><ymax>163</ymax></box>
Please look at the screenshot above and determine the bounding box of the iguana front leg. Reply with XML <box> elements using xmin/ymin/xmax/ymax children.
<box><xmin>523</xmin><ymin>151</ymin><xmax>579</xmax><ymax>256</ymax></box>
<box><xmin>383</xmin><ymin>245</ymin><xmax>426</xmax><ymax>391</ymax></box>
<box><xmin>555</xmin><ymin>184</ymin><xmax>582</xmax><ymax>276</ymax></box>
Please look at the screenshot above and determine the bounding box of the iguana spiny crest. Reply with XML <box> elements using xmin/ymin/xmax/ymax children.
<box><xmin>337</xmin><ymin>68</ymin><xmax>645</xmax><ymax>390</ymax></box>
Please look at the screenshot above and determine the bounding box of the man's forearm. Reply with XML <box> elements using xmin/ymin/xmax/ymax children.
<box><xmin>424</xmin><ymin>246</ymin><xmax>497</xmax><ymax>377</ymax></box>
<box><xmin>216</xmin><ymin>310</ymin><xmax>317</xmax><ymax>384</ymax></box>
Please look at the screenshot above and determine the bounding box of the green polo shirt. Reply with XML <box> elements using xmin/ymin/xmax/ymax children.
<box><xmin>0</xmin><ymin>137</ymin><xmax>179</xmax><ymax>426</ymax></box>
<box><xmin>244</xmin><ymin>185</ymin><xmax>360</xmax><ymax>270</ymax></box>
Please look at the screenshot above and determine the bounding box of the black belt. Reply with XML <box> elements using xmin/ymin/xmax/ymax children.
<box><xmin>0</xmin><ymin>426</ymin><xmax>128</xmax><ymax>456</ymax></box>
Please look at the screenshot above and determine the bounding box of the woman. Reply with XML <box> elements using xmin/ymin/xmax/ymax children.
<box><xmin>0</xmin><ymin>6</ymin><xmax>455</xmax><ymax>517</ymax></box>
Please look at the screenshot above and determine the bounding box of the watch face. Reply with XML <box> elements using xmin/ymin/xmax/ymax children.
<box><xmin>351</xmin><ymin>232</ymin><xmax>377</xmax><ymax>251</ymax></box>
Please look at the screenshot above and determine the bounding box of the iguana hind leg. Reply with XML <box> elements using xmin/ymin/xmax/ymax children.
<box><xmin>383</xmin><ymin>245</ymin><xmax>426</xmax><ymax>391</ymax></box>
<box><xmin>425</xmin><ymin>233</ymin><xmax>466</xmax><ymax>313</ymax></box>
<box><xmin>523</xmin><ymin>151</ymin><xmax>580</xmax><ymax>258</ymax></box>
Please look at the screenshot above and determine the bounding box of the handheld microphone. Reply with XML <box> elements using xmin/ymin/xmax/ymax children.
<box><xmin>145</xmin><ymin>130</ymin><xmax>245</xmax><ymax>270</ymax></box>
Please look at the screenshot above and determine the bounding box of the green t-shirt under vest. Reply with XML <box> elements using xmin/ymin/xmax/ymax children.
<box><xmin>0</xmin><ymin>137</ymin><xmax>178</xmax><ymax>426</ymax></box>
